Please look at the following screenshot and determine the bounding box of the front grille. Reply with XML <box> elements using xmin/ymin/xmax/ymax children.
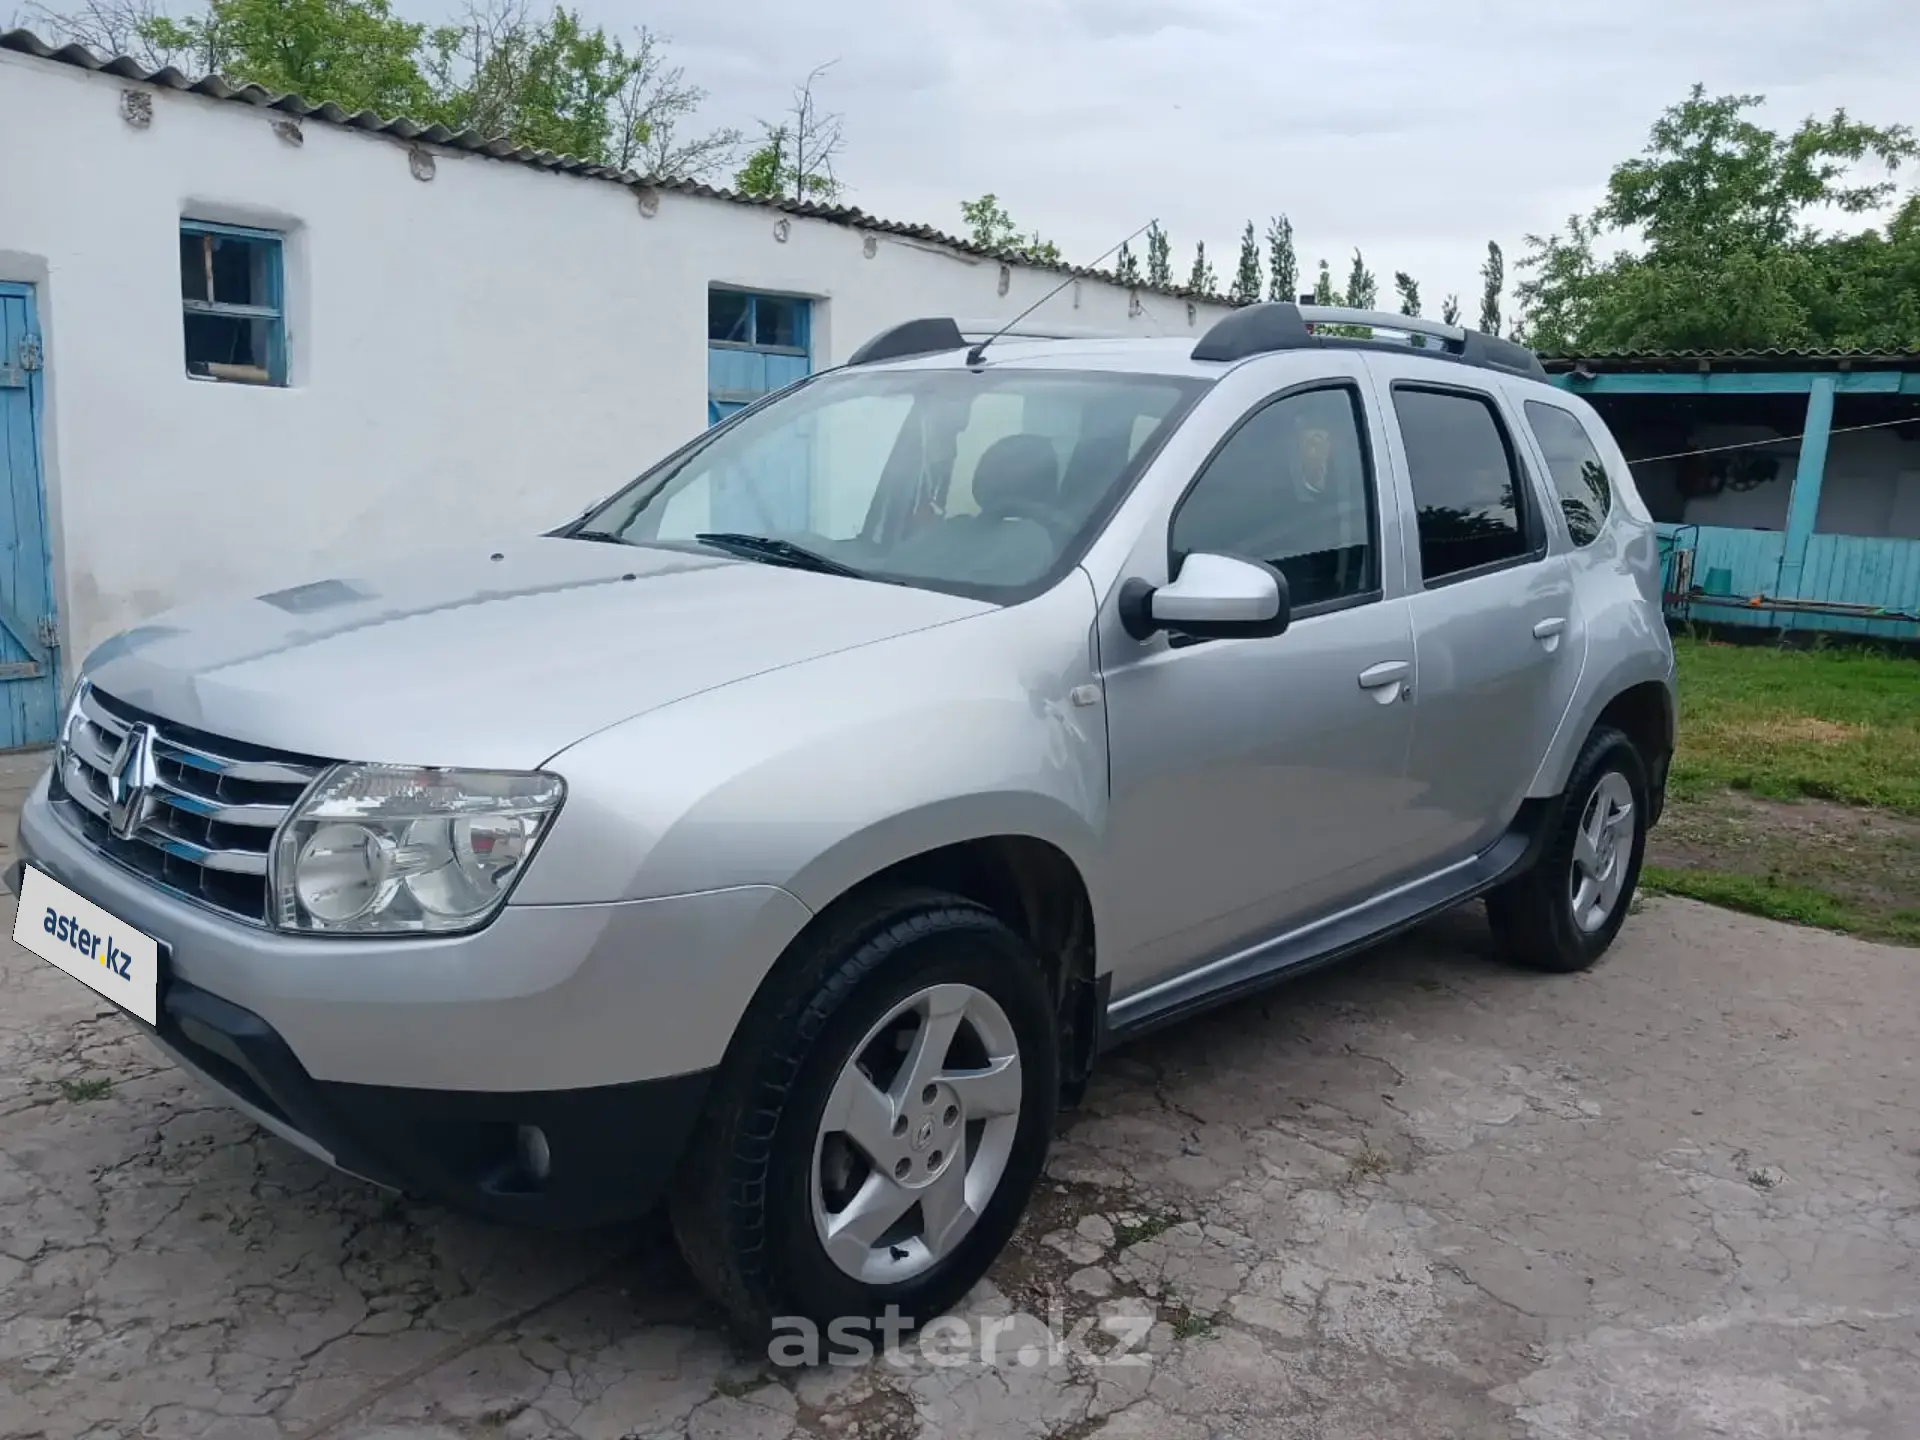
<box><xmin>53</xmin><ymin>685</ymin><xmax>329</xmax><ymax>925</ymax></box>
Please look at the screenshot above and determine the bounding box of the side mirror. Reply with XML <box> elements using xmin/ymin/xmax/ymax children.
<box><xmin>1118</xmin><ymin>552</ymin><xmax>1292</xmax><ymax>642</ymax></box>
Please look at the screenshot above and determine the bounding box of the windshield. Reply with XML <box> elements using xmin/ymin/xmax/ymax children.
<box><xmin>580</xmin><ymin>366</ymin><xmax>1210</xmax><ymax>600</ymax></box>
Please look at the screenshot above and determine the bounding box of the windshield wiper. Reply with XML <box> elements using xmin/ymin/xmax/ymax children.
<box><xmin>566</xmin><ymin>528</ymin><xmax>633</xmax><ymax>546</ymax></box>
<box><xmin>694</xmin><ymin>533</ymin><xmax>866</xmax><ymax>579</ymax></box>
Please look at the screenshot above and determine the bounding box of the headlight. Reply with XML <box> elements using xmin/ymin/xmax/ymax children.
<box><xmin>272</xmin><ymin>765</ymin><xmax>564</xmax><ymax>934</ymax></box>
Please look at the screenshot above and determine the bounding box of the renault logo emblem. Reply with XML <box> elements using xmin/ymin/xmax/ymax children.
<box><xmin>106</xmin><ymin>722</ymin><xmax>160</xmax><ymax>841</ymax></box>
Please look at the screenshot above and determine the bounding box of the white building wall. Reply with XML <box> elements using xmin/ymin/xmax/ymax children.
<box><xmin>0</xmin><ymin>49</ymin><xmax>1232</xmax><ymax>662</ymax></box>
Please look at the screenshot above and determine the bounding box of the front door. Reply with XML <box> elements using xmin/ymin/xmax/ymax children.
<box><xmin>0</xmin><ymin>284</ymin><xmax>58</xmax><ymax>748</ymax></box>
<box><xmin>1371</xmin><ymin>373</ymin><xmax>1586</xmax><ymax>862</ymax></box>
<box><xmin>1101</xmin><ymin>378</ymin><xmax>1422</xmax><ymax>997</ymax></box>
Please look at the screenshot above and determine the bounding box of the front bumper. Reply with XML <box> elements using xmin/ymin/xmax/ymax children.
<box><xmin>149</xmin><ymin>971</ymin><xmax>708</xmax><ymax>1227</ymax></box>
<box><xmin>13</xmin><ymin>777</ymin><xmax>815</xmax><ymax>1226</ymax></box>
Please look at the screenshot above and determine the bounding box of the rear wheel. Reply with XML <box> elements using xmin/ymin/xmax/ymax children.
<box><xmin>670</xmin><ymin>888</ymin><xmax>1058</xmax><ymax>1341</ymax></box>
<box><xmin>1488</xmin><ymin>725</ymin><xmax>1648</xmax><ymax>973</ymax></box>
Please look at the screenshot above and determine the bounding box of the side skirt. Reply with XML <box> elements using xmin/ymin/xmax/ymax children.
<box><xmin>1099</xmin><ymin>798</ymin><xmax>1556</xmax><ymax>1047</ymax></box>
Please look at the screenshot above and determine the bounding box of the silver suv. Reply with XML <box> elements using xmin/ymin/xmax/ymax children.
<box><xmin>11</xmin><ymin>303</ymin><xmax>1674</xmax><ymax>1337</ymax></box>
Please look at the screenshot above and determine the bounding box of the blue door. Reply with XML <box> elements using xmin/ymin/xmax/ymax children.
<box><xmin>708</xmin><ymin>289</ymin><xmax>812</xmax><ymax>532</ymax></box>
<box><xmin>0</xmin><ymin>284</ymin><xmax>59</xmax><ymax>748</ymax></box>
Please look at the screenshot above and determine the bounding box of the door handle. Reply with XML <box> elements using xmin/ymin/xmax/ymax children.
<box><xmin>1358</xmin><ymin>660</ymin><xmax>1411</xmax><ymax>705</ymax></box>
<box><xmin>1357</xmin><ymin>660</ymin><xmax>1411</xmax><ymax>689</ymax></box>
<box><xmin>1533</xmin><ymin>617</ymin><xmax>1568</xmax><ymax>639</ymax></box>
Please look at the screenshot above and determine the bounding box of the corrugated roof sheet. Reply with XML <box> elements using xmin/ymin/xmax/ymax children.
<box><xmin>1</xmin><ymin>27</ymin><xmax>1225</xmax><ymax>302</ymax></box>
<box><xmin>1542</xmin><ymin>347</ymin><xmax>1920</xmax><ymax>373</ymax></box>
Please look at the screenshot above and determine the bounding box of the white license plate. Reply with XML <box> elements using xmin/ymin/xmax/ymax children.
<box><xmin>13</xmin><ymin>864</ymin><xmax>160</xmax><ymax>1025</ymax></box>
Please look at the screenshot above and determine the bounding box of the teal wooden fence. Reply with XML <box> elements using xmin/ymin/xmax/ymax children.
<box><xmin>1659</xmin><ymin>523</ymin><xmax>1920</xmax><ymax>639</ymax></box>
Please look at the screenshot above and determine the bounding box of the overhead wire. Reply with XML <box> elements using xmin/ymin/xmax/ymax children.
<box><xmin>1623</xmin><ymin>416</ymin><xmax>1917</xmax><ymax>467</ymax></box>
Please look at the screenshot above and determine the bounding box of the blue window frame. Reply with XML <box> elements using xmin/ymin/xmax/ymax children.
<box><xmin>708</xmin><ymin>289</ymin><xmax>809</xmax><ymax>355</ymax></box>
<box><xmin>180</xmin><ymin>219</ymin><xmax>287</xmax><ymax>386</ymax></box>
<box><xmin>707</xmin><ymin>287</ymin><xmax>813</xmax><ymax>429</ymax></box>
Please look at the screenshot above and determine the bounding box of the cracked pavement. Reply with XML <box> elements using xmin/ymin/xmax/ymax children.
<box><xmin>2</xmin><ymin>749</ymin><xmax>1916</xmax><ymax>1438</ymax></box>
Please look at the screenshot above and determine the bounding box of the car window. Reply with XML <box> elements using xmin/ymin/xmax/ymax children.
<box><xmin>1171</xmin><ymin>385</ymin><xmax>1376</xmax><ymax>609</ymax></box>
<box><xmin>589</xmin><ymin>368</ymin><xmax>1208</xmax><ymax>603</ymax></box>
<box><xmin>1391</xmin><ymin>386</ymin><xmax>1530</xmax><ymax>583</ymax></box>
<box><xmin>1524</xmin><ymin>400</ymin><xmax>1613</xmax><ymax>547</ymax></box>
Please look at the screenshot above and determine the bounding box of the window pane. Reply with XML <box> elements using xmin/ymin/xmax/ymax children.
<box><xmin>1393</xmin><ymin>388</ymin><xmax>1526</xmax><ymax>581</ymax></box>
<box><xmin>181</xmin><ymin>228</ymin><xmax>275</xmax><ymax>307</ymax></box>
<box><xmin>1524</xmin><ymin>401</ymin><xmax>1612</xmax><ymax>547</ymax></box>
<box><xmin>755</xmin><ymin>295</ymin><xmax>803</xmax><ymax>349</ymax></box>
<box><xmin>180</xmin><ymin>231</ymin><xmax>210</xmax><ymax>302</ymax></box>
<box><xmin>1172</xmin><ymin>387</ymin><xmax>1375</xmax><ymax>608</ymax></box>
<box><xmin>210</xmin><ymin>233</ymin><xmax>263</xmax><ymax>305</ymax></box>
<box><xmin>601</xmin><ymin>369</ymin><xmax>1207</xmax><ymax>598</ymax></box>
<box><xmin>708</xmin><ymin>289</ymin><xmax>751</xmax><ymax>343</ymax></box>
<box><xmin>184</xmin><ymin>312</ymin><xmax>274</xmax><ymax>383</ymax></box>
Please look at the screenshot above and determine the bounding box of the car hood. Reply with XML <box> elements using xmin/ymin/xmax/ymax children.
<box><xmin>78</xmin><ymin>538</ymin><xmax>991</xmax><ymax>769</ymax></box>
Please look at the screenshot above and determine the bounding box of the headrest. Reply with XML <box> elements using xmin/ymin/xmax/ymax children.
<box><xmin>970</xmin><ymin>434</ymin><xmax>1059</xmax><ymax>516</ymax></box>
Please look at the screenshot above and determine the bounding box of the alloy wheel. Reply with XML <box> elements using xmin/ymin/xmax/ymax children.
<box><xmin>810</xmin><ymin>982</ymin><xmax>1024</xmax><ymax>1285</ymax></box>
<box><xmin>1569</xmin><ymin>770</ymin><xmax>1635</xmax><ymax>933</ymax></box>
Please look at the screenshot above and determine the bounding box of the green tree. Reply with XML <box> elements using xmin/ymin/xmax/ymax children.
<box><xmin>32</xmin><ymin>0</ymin><xmax>739</xmax><ymax>172</ymax></box>
<box><xmin>25</xmin><ymin>0</ymin><xmax>197</xmax><ymax>68</ymax></box>
<box><xmin>1114</xmin><ymin>241</ymin><xmax>1141</xmax><ymax>286</ymax></box>
<box><xmin>1478</xmin><ymin>240</ymin><xmax>1504</xmax><ymax>336</ymax></box>
<box><xmin>1265</xmin><ymin>214</ymin><xmax>1297</xmax><ymax>302</ymax></box>
<box><xmin>1230</xmin><ymin>221</ymin><xmax>1262</xmax><ymax>304</ymax></box>
<box><xmin>426</xmin><ymin>2</ymin><xmax>736</xmax><ymax>173</ymax></box>
<box><xmin>1187</xmin><ymin>241</ymin><xmax>1217</xmax><ymax>295</ymax></box>
<box><xmin>1343</xmin><ymin>248</ymin><xmax>1378</xmax><ymax>309</ymax></box>
<box><xmin>957</xmin><ymin>193</ymin><xmax>1061</xmax><ymax>265</ymax></box>
<box><xmin>1393</xmin><ymin>270</ymin><xmax>1421</xmax><ymax>317</ymax></box>
<box><xmin>146</xmin><ymin>0</ymin><xmax>434</xmax><ymax>116</ymax></box>
<box><xmin>1440</xmin><ymin>293</ymin><xmax>1462</xmax><ymax>325</ymax></box>
<box><xmin>1517</xmin><ymin>85</ymin><xmax>1920</xmax><ymax>352</ymax></box>
<box><xmin>735</xmin><ymin>62</ymin><xmax>844</xmax><ymax>202</ymax></box>
<box><xmin>1146</xmin><ymin>223</ymin><xmax>1172</xmax><ymax>289</ymax></box>
<box><xmin>733</xmin><ymin>133</ymin><xmax>786</xmax><ymax>197</ymax></box>
<box><xmin>425</xmin><ymin>6</ymin><xmax>638</xmax><ymax>164</ymax></box>
<box><xmin>1311</xmin><ymin>258</ymin><xmax>1336</xmax><ymax>304</ymax></box>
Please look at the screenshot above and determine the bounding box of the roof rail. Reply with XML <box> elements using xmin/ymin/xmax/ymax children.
<box><xmin>847</xmin><ymin>317</ymin><xmax>966</xmax><ymax>366</ymax></box>
<box><xmin>952</xmin><ymin>320</ymin><xmax>1130</xmax><ymax>342</ymax></box>
<box><xmin>1191</xmin><ymin>302</ymin><xmax>1547</xmax><ymax>381</ymax></box>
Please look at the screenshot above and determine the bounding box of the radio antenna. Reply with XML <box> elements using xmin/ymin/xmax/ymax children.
<box><xmin>965</xmin><ymin>218</ymin><xmax>1160</xmax><ymax>367</ymax></box>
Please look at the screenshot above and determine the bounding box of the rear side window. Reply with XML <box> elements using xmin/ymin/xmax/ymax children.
<box><xmin>1392</xmin><ymin>386</ymin><xmax>1529</xmax><ymax>583</ymax></box>
<box><xmin>1171</xmin><ymin>385</ymin><xmax>1376</xmax><ymax>610</ymax></box>
<box><xmin>1524</xmin><ymin>401</ymin><xmax>1613</xmax><ymax>546</ymax></box>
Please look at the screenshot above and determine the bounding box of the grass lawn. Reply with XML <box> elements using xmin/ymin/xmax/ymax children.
<box><xmin>1665</xmin><ymin>637</ymin><xmax>1920</xmax><ymax>812</ymax></box>
<box><xmin>1643</xmin><ymin>636</ymin><xmax>1920</xmax><ymax>943</ymax></box>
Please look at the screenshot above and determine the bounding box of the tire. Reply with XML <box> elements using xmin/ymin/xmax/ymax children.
<box><xmin>669</xmin><ymin>886</ymin><xmax>1059</xmax><ymax>1344</ymax></box>
<box><xmin>1487</xmin><ymin>725</ymin><xmax>1649</xmax><ymax>974</ymax></box>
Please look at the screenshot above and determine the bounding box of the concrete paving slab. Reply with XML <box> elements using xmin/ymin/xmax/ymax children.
<box><xmin>2</xmin><ymin>758</ymin><xmax>1915</xmax><ymax>1438</ymax></box>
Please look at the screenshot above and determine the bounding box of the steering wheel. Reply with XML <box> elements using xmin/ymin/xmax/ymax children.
<box><xmin>985</xmin><ymin>496</ymin><xmax>1070</xmax><ymax>547</ymax></box>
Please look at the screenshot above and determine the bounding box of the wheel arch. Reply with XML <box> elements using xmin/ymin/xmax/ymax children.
<box><xmin>762</xmin><ymin>819</ymin><xmax>1103</xmax><ymax>1100</ymax></box>
<box><xmin>1529</xmin><ymin>657</ymin><xmax>1676</xmax><ymax>821</ymax></box>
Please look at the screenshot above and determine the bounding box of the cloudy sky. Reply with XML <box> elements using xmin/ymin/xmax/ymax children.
<box><xmin>514</xmin><ymin>1</ymin><xmax>1916</xmax><ymax>307</ymax></box>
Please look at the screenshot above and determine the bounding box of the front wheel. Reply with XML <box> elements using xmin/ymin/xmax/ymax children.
<box><xmin>670</xmin><ymin>889</ymin><xmax>1058</xmax><ymax>1341</ymax></box>
<box><xmin>1487</xmin><ymin>725</ymin><xmax>1648</xmax><ymax>973</ymax></box>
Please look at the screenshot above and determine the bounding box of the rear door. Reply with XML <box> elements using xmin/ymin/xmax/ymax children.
<box><xmin>1365</xmin><ymin>359</ymin><xmax>1586</xmax><ymax>864</ymax></box>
